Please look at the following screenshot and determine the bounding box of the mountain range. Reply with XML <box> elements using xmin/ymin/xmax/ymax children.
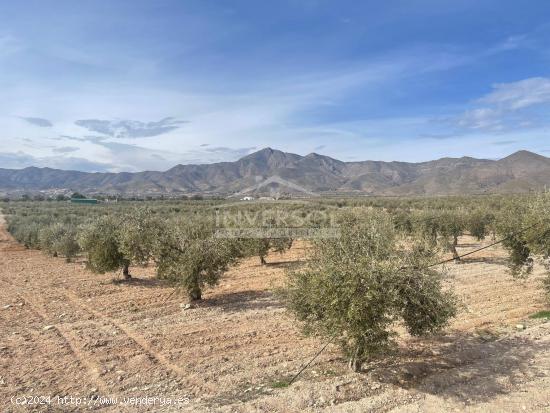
<box><xmin>1</xmin><ymin>148</ymin><xmax>549</xmax><ymax>197</ymax></box>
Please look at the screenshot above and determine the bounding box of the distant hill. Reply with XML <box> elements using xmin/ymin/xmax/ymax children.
<box><xmin>1</xmin><ymin>148</ymin><xmax>549</xmax><ymax>197</ymax></box>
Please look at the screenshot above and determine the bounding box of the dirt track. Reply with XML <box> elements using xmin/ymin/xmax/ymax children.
<box><xmin>1</xmin><ymin>213</ymin><xmax>549</xmax><ymax>412</ymax></box>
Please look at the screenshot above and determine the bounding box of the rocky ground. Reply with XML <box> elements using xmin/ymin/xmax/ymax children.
<box><xmin>0</xmin><ymin>214</ymin><xmax>549</xmax><ymax>412</ymax></box>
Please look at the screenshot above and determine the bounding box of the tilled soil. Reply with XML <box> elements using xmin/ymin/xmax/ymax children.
<box><xmin>0</xmin><ymin>214</ymin><xmax>549</xmax><ymax>412</ymax></box>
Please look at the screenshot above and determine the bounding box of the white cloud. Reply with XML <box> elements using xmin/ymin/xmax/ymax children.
<box><xmin>485</xmin><ymin>34</ymin><xmax>529</xmax><ymax>54</ymax></box>
<box><xmin>0</xmin><ymin>151</ymin><xmax>114</xmax><ymax>172</ymax></box>
<box><xmin>457</xmin><ymin>77</ymin><xmax>550</xmax><ymax>132</ymax></box>
<box><xmin>74</xmin><ymin>117</ymin><xmax>188</xmax><ymax>138</ymax></box>
<box><xmin>458</xmin><ymin>108</ymin><xmax>503</xmax><ymax>131</ymax></box>
<box><xmin>20</xmin><ymin>116</ymin><xmax>53</xmax><ymax>127</ymax></box>
<box><xmin>479</xmin><ymin>77</ymin><xmax>550</xmax><ymax>110</ymax></box>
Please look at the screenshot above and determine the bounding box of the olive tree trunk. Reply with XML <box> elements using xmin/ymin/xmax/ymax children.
<box><xmin>452</xmin><ymin>235</ymin><xmax>460</xmax><ymax>262</ymax></box>
<box><xmin>348</xmin><ymin>343</ymin><xmax>365</xmax><ymax>372</ymax></box>
<box><xmin>122</xmin><ymin>262</ymin><xmax>131</xmax><ymax>280</ymax></box>
<box><xmin>188</xmin><ymin>273</ymin><xmax>202</xmax><ymax>301</ymax></box>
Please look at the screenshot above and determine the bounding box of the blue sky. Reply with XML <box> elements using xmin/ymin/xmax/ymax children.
<box><xmin>1</xmin><ymin>0</ymin><xmax>550</xmax><ymax>172</ymax></box>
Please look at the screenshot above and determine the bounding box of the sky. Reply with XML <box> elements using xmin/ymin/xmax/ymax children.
<box><xmin>1</xmin><ymin>0</ymin><xmax>550</xmax><ymax>172</ymax></box>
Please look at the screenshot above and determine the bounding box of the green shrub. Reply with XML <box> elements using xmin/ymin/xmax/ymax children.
<box><xmin>281</xmin><ymin>210</ymin><xmax>457</xmax><ymax>372</ymax></box>
<box><xmin>243</xmin><ymin>237</ymin><xmax>293</xmax><ymax>265</ymax></box>
<box><xmin>78</xmin><ymin>215</ymin><xmax>128</xmax><ymax>277</ymax></box>
<box><xmin>156</xmin><ymin>218</ymin><xmax>242</xmax><ymax>301</ymax></box>
<box><xmin>117</xmin><ymin>207</ymin><xmax>167</xmax><ymax>268</ymax></box>
<box><xmin>55</xmin><ymin>225</ymin><xmax>80</xmax><ymax>261</ymax></box>
<box><xmin>39</xmin><ymin>223</ymin><xmax>80</xmax><ymax>260</ymax></box>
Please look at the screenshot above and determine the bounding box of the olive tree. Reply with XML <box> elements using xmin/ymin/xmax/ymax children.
<box><xmin>39</xmin><ymin>223</ymin><xmax>63</xmax><ymax>256</ymax></box>
<box><xmin>527</xmin><ymin>194</ymin><xmax>550</xmax><ymax>301</ymax></box>
<box><xmin>78</xmin><ymin>215</ymin><xmax>129</xmax><ymax>278</ymax></box>
<box><xmin>467</xmin><ymin>209</ymin><xmax>495</xmax><ymax>241</ymax></box>
<box><xmin>117</xmin><ymin>207</ymin><xmax>167</xmax><ymax>273</ymax></box>
<box><xmin>412</xmin><ymin>211</ymin><xmax>441</xmax><ymax>245</ymax></box>
<box><xmin>39</xmin><ymin>223</ymin><xmax>80</xmax><ymax>261</ymax></box>
<box><xmin>281</xmin><ymin>210</ymin><xmax>457</xmax><ymax>372</ymax></box>
<box><xmin>244</xmin><ymin>237</ymin><xmax>293</xmax><ymax>265</ymax></box>
<box><xmin>79</xmin><ymin>208</ymin><xmax>166</xmax><ymax>279</ymax></box>
<box><xmin>494</xmin><ymin>201</ymin><xmax>532</xmax><ymax>276</ymax></box>
<box><xmin>414</xmin><ymin>210</ymin><xmax>466</xmax><ymax>262</ymax></box>
<box><xmin>497</xmin><ymin>192</ymin><xmax>550</xmax><ymax>301</ymax></box>
<box><xmin>437</xmin><ymin>211</ymin><xmax>466</xmax><ymax>262</ymax></box>
<box><xmin>56</xmin><ymin>226</ymin><xmax>80</xmax><ymax>261</ymax></box>
<box><xmin>156</xmin><ymin>218</ymin><xmax>243</xmax><ymax>301</ymax></box>
<box><xmin>6</xmin><ymin>213</ymin><xmax>40</xmax><ymax>249</ymax></box>
<box><xmin>392</xmin><ymin>210</ymin><xmax>414</xmax><ymax>235</ymax></box>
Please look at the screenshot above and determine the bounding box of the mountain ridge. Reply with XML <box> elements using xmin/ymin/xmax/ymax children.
<box><xmin>0</xmin><ymin>148</ymin><xmax>549</xmax><ymax>196</ymax></box>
